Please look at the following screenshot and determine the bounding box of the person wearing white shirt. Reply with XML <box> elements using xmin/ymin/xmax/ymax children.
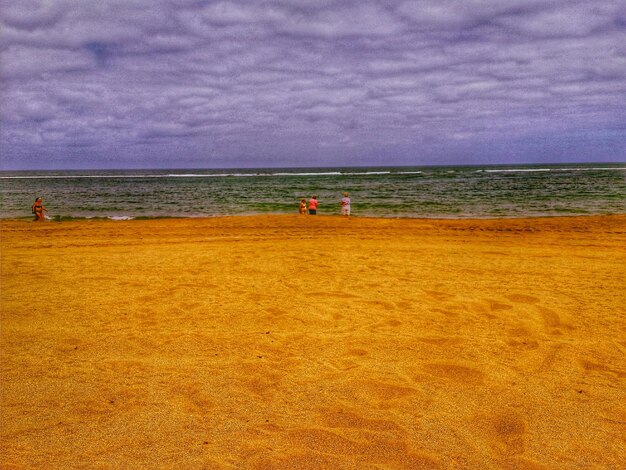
<box><xmin>340</xmin><ymin>192</ymin><xmax>351</xmax><ymax>217</ymax></box>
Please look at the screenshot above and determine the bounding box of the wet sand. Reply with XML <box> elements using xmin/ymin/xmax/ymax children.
<box><xmin>1</xmin><ymin>215</ymin><xmax>625</xmax><ymax>469</ymax></box>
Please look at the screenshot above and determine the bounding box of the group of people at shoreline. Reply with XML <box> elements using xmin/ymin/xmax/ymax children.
<box><xmin>300</xmin><ymin>192</ymin><xmax>351</xmax><ymax>217</ymax></box>
<box><xmin>29</xmin><ymin>193</ymin><xmax>351</xmax><ymax>221</ymax></box>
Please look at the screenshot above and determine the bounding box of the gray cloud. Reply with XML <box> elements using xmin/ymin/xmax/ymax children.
<box><xmin>1</xmin><ymin>0</ymin><xmax>624</xmax><ymax>169</ymax></box>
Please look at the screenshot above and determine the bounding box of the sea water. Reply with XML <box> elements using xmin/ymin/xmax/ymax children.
<box><xmin>1</xmin><ymin>164</ymin><xmax>624</xmax><ymax>220</ymax></box>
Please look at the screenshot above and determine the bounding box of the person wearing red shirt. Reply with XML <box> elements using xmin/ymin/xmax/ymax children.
<box><xmin>308</xmin><ymin>196</ymin><xmax>318</xmax><ymax>215</ymax></box>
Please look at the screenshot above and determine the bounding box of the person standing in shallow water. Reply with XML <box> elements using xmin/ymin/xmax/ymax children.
<box><xmin>341</xmin><ymin>192</ymin><xmax>351</xmax><ymax>217</ymax></box>
<box><xmin>308</xmin><ymin>196</ymin><xmax>318</xmax><ymax>215</ymax></box>
<box><xmin>31</xmin><ymin>197</ymin><xmax>48</xmax><ymax>222</ymax></box>
<box><xmin>299</xmin><ymin>198</ymin><xmax>308</xmax><ymax>214</ymax></box>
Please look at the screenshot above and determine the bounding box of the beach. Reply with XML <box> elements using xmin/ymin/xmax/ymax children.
<box><xmin>1</xmin><ymin>214</ymin><xmax>625</xmax><ymax>468</ymax></box>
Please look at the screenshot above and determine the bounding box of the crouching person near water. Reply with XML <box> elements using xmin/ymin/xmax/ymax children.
<box><xmin>31</xmin><ymin>197</ymin><xmax>48</xmax><ymax>222</ymax></box>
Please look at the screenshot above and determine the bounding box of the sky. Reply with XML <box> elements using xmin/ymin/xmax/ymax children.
<box><xmin>1</xmin><ymin>0</ymin><xmax>625</xmax><ymax>170</ymax></box>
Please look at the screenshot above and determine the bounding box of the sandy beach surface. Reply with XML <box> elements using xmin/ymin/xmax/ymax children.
<box><xmin>1</xmin><ymin>215</ymin><xmax>625</xmax><ymax>469</ymax></box>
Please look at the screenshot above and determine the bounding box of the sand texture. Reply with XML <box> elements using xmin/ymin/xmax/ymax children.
<box><xmin>1</xmin><ymin>215</ymin><xmax>625</xmax><ymax>469</ymax></box>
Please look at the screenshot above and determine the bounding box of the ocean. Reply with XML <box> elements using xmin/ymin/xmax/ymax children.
<box><xmin>1</xmin><ymin>164</ymin><xmax>624</xmax><ymax>220</ymax></box>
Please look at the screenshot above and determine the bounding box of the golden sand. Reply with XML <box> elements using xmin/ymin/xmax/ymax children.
<box><xmin>1</xmin><ymin>215</ymin><xmax>625</xmax><ymax>469</ymax></box>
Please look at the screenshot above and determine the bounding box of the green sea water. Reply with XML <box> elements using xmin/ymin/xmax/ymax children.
<box><xmin>1</xmin><ymin>164</ymin><xmax>624</xmax><ymax>220</ymax></box>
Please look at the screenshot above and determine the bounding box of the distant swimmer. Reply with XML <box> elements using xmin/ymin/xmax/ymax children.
<box><xmin>31</xmin><ymin>197</ymin><xmax>48</xmax><ymax>222</ymax></box>
<box><xmin>308</xmin><ymin>196</ymin><xmax>318</xmax><ymax>215</ymax></box>
<box><xmin>341</xmin><ymin>192</ymin><xmax>351</xmax><ymax>217</ymax></box>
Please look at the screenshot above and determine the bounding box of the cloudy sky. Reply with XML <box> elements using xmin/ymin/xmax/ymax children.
<box><xmin>1</xmin><ymin>0</ymin><xmax>625</xmax><ymax>169</ymax></box>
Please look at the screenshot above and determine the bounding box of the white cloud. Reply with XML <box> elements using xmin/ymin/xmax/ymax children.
<box><xmin>0</xmin><ymin>0</ymin><xmax>624</xmax><ymax>168</ymax></box>
<box><xmin>497</xmin><ymin>3</ymin><xmax>621</xmax><ymax>38</ymax></box>
<box><xmin>277</xmin><ymin>3</ymin><xmax>403</xmax><ymax>37</ymax></box>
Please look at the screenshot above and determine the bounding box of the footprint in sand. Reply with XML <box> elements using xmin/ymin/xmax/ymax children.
<box><xmin>57</xmin><ymin>337</ymin><xmax>83</xmax><ymax>352</ymax></box>
<box><xmin>424</xmin><ymin>290</ymin><xmax>455</xmax><ymax>301</ymax></box>
<box><xmin>234</xmin><ymin>363</ymin><xmax>284</xmax><ymax>398</ymax></box>
<box><xmin>284</xmin><ymin>428</ymin><xmax>440</xmax><ymax>468</ymax></box>
<box><xmin>487</xmin><ymin>299</ymin><xmax>514</xmax><ymax>311</ymax></box>
<box><xmin>345</xmin><ymin>348</ymin><xmax>368</xmax><ymax>357</ymax></box>
<box><xmin>363</xmin><ymin>299</ymin><xmax>396</xmax><ymax>310</ymax></box>
<box><xmin>264</xmin><ymin>306</ymin><xmax>288</xmax><ymax>317</ymax></box>
<box><xmin>536</xmin><ymin>306</ymin><xmax>561</xmax><ymax>328</ymax></box>
<box><xmin>505</xmin><ymin>327</ymin><xmax>540</xmax><ymax>350</ymax></box>
<box><xmin>315</xmin><ymin>291</ymin><xmax>360</xmax><ymax>299</ymax></box>
<box><xmin>422</xmin><ymin>363</ymin><xmax>486</xmax><ymax>385</ymax></box>
<box><xmin>505</xmin><ymin>294</ymin><xmax>539</xmax><ymax>304</ymax></box>
<box><xmin>366</xmin><ymin>318</ymin><xmax>404</xmax><ymax>333</ymax></box>
<box><xmin>354</xmin><ymin>379</ymin><xmax>418</xmax><ymax>402</ymax></box>
<box><xmin>491</xmin><ymin>412</ymin><xmax>527</xmax><ymax>456</ymax></box>
<box><xmin>472</xmin><ymin>410</ymin><xmax>527</xmax><ymax>456</ymax></box>
<box><xmin>394</xmin><ymin>300</ymin><xmax>413</xmax><ymax>310</ymax></box>
<box><xmin>181</xmin><ymin>301</ymin><xmax>202</xmax><ymax>312</ymax></box>
<box><xmin>248</xmin><ymin>292</ymin><xmax>264</xmax><ymax>303</ymax></box>
<box><xmin>432</xmin><ymin>307</ymin><xmax>459</xmax><ymax>317</ymax></box>
<box><xmin>416</xmin><ymin>336</ymin><xmax>464</xmax><ymax>346</ymax></box>
<box><xmin>320</xmin><ymin>409</ymin><xmax>404</xmax><ymax>432</ymax></box>
<box><xmin>252</xmin><ymin>453</ymin><xmax>342</xmax><ymax>469</ymax></box>
<box><xmin>174</xmin><ymin>382</ymin><xmax>215</xmax><ymax>414</ymax></box>
<box><xmin>580</xmin><ymin>360</ymin><xmax>626</xmax><ymax>379</ymax></box>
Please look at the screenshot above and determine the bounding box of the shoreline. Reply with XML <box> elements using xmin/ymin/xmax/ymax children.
<box><xmin>3</xmin><ymin>163</ymin><xmax>624</xmax><ymax>221</ymax></box>
<box><xmin>2</xmin><ymin>214</ymin><xmax>625</xmax><ymax>468</ymax></box>
<box><xmin>2</xmin><ymin>211</ymin><xmax>626</xmax><ymax>223</ymax></box>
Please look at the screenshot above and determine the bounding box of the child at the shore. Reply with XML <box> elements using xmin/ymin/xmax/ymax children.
<box><xmin>308</xmin><ymin>196</ymin><xmax>318</xmax><ymax>215</ymax></box>
<box><xmin>341</xmin><ymin>192</ymin><xmax>351</xmax><ymax>217</ymax></box>
<box><xmin>299</xmin><ymin>199</ymin><xmax>307</xmax><ymax>214</ymax></box>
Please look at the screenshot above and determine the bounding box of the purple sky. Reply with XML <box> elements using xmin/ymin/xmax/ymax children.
<box><xmin>1</xmin><ymin>1</ymin><xmax>625</xmax><ymax>169</ymax></box>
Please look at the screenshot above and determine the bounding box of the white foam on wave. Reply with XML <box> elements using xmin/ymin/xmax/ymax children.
<box><xmin>483</xmin><ymin>167</ymin><xmax>626</xmax><ymax>173</ymax></box>
<box><xmin>166</xmin><ymin>173</ymin><xmax>232</xmax><ymax>177</ymax></box>
<box><xmin>270</xmin><ymin>172</ymin><xmax>343</xmax><ymax>176</ymax></box>
<box><xmin>0</xmin><ymin>175</ymin><xmax>156</xmax><ymax>179</ymax></box>
<box><xmin>0</xmin><ymin>172</ymin><xmax>343</xmax><ymax>179</ymax></box>
<box><xmin>1</xmin><ymin>167</ymin><xmax>621</xmax><ymax>180</ymax></box>
<box><xmin>484</xmin><ymin>168</ymin><xmax>552</xmax><ymax>173</ymax></box>
<box><xmin>108</xmin><ymin>216</ymin><xmax>135</xmax><ymax>220</ymax></box>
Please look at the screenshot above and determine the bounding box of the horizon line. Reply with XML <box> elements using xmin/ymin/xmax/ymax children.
<box><xmin>1</xmin><ymin>161</ymin><xmax>624</xmax><ymax>172</ymax></box>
